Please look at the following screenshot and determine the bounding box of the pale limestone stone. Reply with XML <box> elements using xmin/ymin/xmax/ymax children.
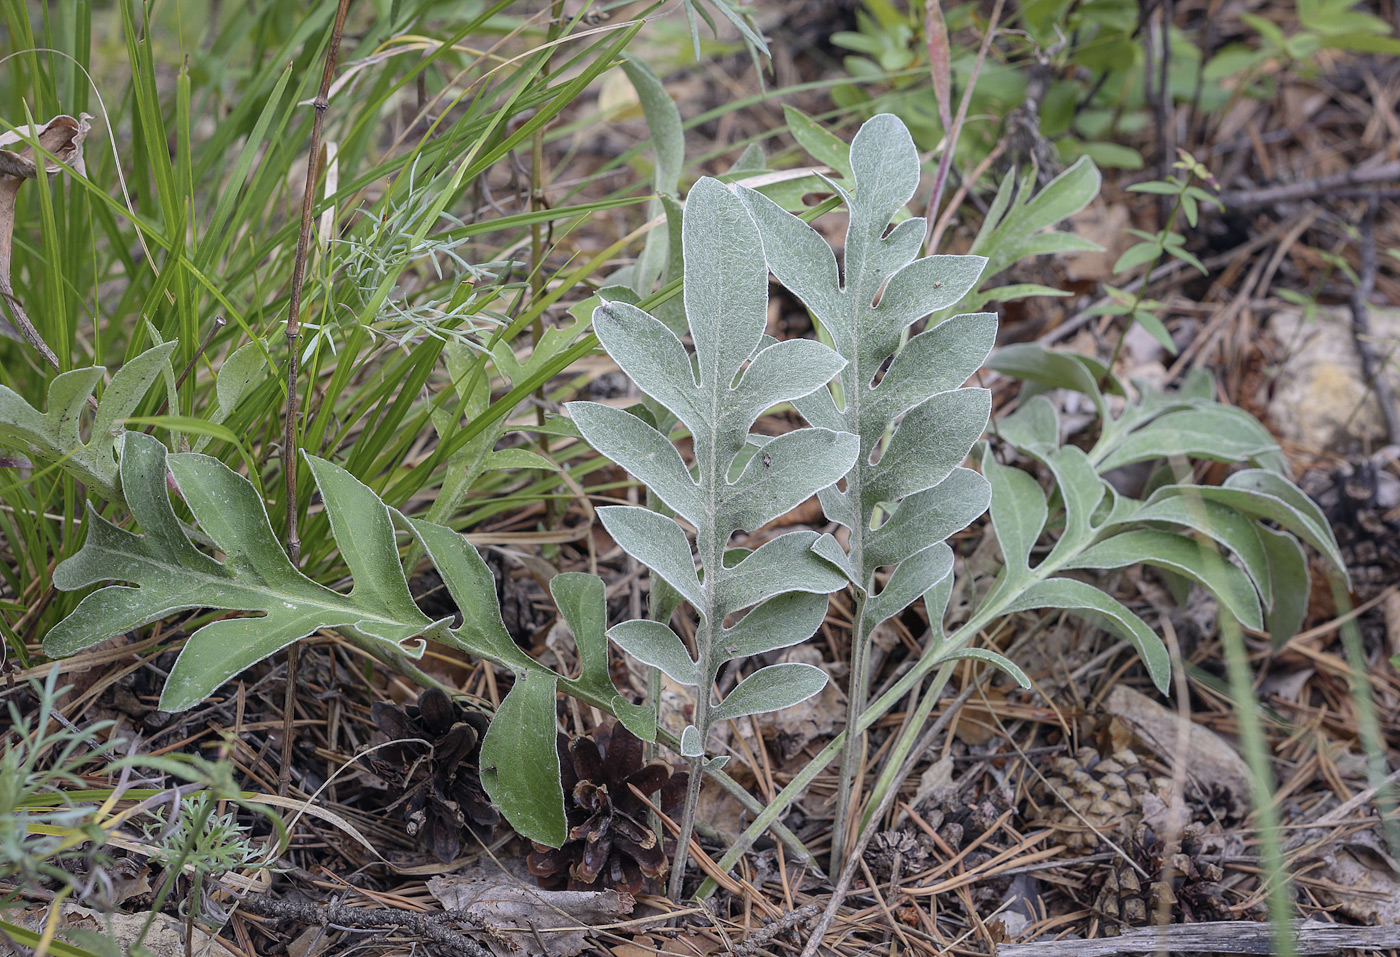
<box><xmin>1266</xmin><ymin>307</ymin><xmax>1400</xmax><ymax>452</ymax></box>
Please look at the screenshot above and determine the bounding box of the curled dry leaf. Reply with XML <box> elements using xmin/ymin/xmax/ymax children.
<box><xmin>0</xmin><ymin>113</ymin><xmax>91</xmax><ymax>368</ymax></box>
<box><xmin>0</xmin><ymin>113</ymin><xmax>91</xmax><ymax>177</ymax></box>
<box><xmin>427</xmin><ymin>872</ymin><xmax>633</xmax><ymax>957</ymax></box>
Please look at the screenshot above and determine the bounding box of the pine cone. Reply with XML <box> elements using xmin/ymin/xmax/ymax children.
<box><xmin>368</xmin><ymin>689</ymin><xmax>498</xmax><ymax>863</ymax></box>
<box><xmin>864</xmin><ymin>830</ymin><xmax>929</xmax><ymax>883</ymax></box>
<box><xmin>1142</xmin><ymin>823</ymin><xmax>1228</xmax><ymax>922</ymax></box>
<box><xmin>1094</xmin><ymin>823</ymin><xmax>1228</xmax><ymax>930</ymax></box>
<box><xmin>1094</xmin><ymin>861</ymin><xmax>1176</xmax><ymax>929</ymax></box>
<box><xmin>1035</xmin><ymin>747</ymin><xmax>1168</xmax><ymax>850</ymax></box>
<box><xmin>527</xmin><ymin>723</ymin><xmax>688</xmax><ymax>894</ymax></box>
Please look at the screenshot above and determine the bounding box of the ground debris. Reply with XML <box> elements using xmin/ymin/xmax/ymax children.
<box><xmin>427</xmin><ymin>872</ymin><xmax>633</xmax><ymax>957</ymax></box>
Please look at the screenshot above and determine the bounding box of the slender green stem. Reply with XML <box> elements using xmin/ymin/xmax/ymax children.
<box><xmin>1105</xmin><ymin>186</ymin><xmax>1190</xmax><ymax>376</ymax></box>
<box><xmin>668</xmin><ymin>462</ymin><xmax>721</xmax><ymax>900</ymax></box>
<box><xmin>1219</xmin><ymin>607</ymin><xmax>1294</xmax><ymax>955</ymax></box>
<box><xmin>857</xmin><ymin>662</ymin><xmax>954</xmax><ymax>833</ymax></box>
<box><xmin>698</xmin><ymin>580</ymin><xmax>1015</xmax><ymax>898</ymax></box>
<box><xmin>669</xmin><ymin>752</ymin><xmax>705</xmax><ymax>899</ymax></box>
<box><xmin>1330</xmin><ymin>576</ymin><xmax>1400</xmax><ymax>859</ymax></box>
<box><xmin>828</xmin><ymin>299</ymin><xmax>869</xmax><ymax>876</ymax></box>
<box><xmin>530</xmin><ymin>0</ymin><xmax>562</xmax><ymax>527</ymax></box>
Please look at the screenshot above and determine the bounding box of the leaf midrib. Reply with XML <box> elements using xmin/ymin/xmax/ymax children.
<box><xmin>75</xmin><ymin>539</ymin><xmax>422</xmax><ymax>630</ymax></box>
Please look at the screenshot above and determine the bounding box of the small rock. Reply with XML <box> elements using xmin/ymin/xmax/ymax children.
<box><xmin>1266</xmin><ymin>307</ymin><xmax>1400</xmax><ymax>452</ymax></box>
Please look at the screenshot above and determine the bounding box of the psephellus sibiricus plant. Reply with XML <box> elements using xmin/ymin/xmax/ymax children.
<box><xmin>568</xmin><ymin>174</ymin><xmax>862</xmax><ymax>899</ymax></box>
<box><xmin>570</xmin><ymin>112</ymin><xmax>1005</xmax><ymax>894</ymax></box>
<box><xmin>734</xmin><ymin>113</ymin><xmax>999</xmax><ymax>873</ymax></box>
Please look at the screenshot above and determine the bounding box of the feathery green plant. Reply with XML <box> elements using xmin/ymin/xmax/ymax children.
<box><xmin>1</xmin><ymin>671</ymin><xmax>285</xmax><ymax>952</ymax></box>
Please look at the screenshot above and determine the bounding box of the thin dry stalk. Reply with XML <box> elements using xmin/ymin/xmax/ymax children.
<box><xmin>922</xmin><ymin>0</ymin><xmax>1004</xmax><ymax>256</ymax></box>
<box><xmin>279</xmin><ymin>0</ymin><xmax>353</xmax><ymax>798</ymax></box>
<box><xmin>1348</xmin><ymin>198</ymin><xmax>1400</xmax><ymax>444</ymax></box>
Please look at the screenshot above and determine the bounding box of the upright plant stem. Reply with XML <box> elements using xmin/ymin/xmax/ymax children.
<box><xmin>828</xmin><ymin>370</ymin><xmax>869</xmax><ymax>873</ymax></box>
<box><xmin>668</xmin><ymin>463</ymin><xmax>721</xmax><ymax>901</ymax></box>
<box><xmin>1218</xmin><ymin>607</ymin><xmax>1294</xmax><ymax>957</ymax></box>
<box><xmin>669</xmin><ymin>739</ymin><xmax>705</xmax><ymax>901</ymax></box>
<box><xmin>279</xmin><ymin>0</ymin><xmax>352</xmax><ymax>797</ymax></box>
<box><xmin>1330</xmin><ymin>576</ymin><xmax>1400</xmax><ymax>859</ymax></box>
<box><xmin>830</xmin><ymin>589</ymin><xmax>868</xmax><ymax>872</ymax></box>
<box><xmin>1106</xmin><ymin>186</ymin><xmax>1187</xmax><ymax>376</ymax></box>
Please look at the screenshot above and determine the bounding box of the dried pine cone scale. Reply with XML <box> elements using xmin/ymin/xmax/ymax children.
<box><xmin>368</xmin><ymin>689</ymin><xmax>499</xmax><ymax>864</ymax></box>
<box><xmin>528</xmin><ymin>724</ymin><xmax>687</xmax><ymax>894</ymax></box>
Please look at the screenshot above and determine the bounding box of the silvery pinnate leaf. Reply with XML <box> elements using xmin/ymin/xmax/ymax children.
<box><xmin>571</xmin><ymin>175</ymin><xmax>858</xmax><ymax>793</ymax></box>
<box><xmin>43</xmin><ymin>431</ymin><xmax>647</xmax><ymax>848</ymax></box>
<box><xmin>737</xmin><ymin>114</ymin><xmax>994</xmax><ymax>601</ymax></box>
<box><xmin>45</xmin><ymin>431</ymin><xmax>434</xmax><ymax>713</ymax></box>
<box><xmin>711</xmin><ymin>662</ymin><xmax>828</xmax><ymax>722</ymax></box>
<box><xmin>737</xmin><ymin>113</ymin><xmax>999</xmax><ymax>866</ymax></box>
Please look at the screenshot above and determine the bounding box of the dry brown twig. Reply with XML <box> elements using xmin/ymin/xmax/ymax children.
<box><xmin>996</xmin><ymin>919</ymin><xmax>1400</xmax><ymax>956</ymax></box>
<box><xmin>233</xmin><ymin>895</ymin><xmax>494</xmax><ymax>957</ymax></box>
<box><xmin>1347</xmin><ymin>197</ymin><xmax>1400</xmax><ymax>445</ymax></box>
<box><xmin>278</xmin><ymin>0</ymin><xmax>353</xmax><ymax>799</ymax></box>
<box><xmin>730</xmin><ymin>901</ymin><xmax>821</xmax><ymax>956</ymax></box>
<box><xmin>1218</xmin><ymin>157</ymin><xmax>1400</xmax><ymax>211</ymax></box>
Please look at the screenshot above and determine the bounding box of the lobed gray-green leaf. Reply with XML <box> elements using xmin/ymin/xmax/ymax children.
<box><xmin>717</xmin><ymin>531</ymin><xmax>851</xmax><ymax>611</ymax></box>
<box><xmin>1066</xmin><ymin>528</ymin><xmax>1264</xmax><ymax>632</ymax></box>
<box><xmin>983</xmin><ymin>448</ymin><xmax>1049</xmax><ymax>580</ymax></box>
<box><xmin>0</xmin><ymin>341</ymin><xmax>176</xmax><ymax>502</ymax></box>
<box><xmin>570</xmin><ymin>401</ymin><xmax>702</xmax><ymax>525</ymax></box>
<box><xmin>596</xmin><ymin>505</ymin><xmax>704</xmax><ymax>609</ymax></box>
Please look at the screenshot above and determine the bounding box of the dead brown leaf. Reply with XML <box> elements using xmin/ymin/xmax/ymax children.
<box><xmin>1307</xmin><ymin>832</ymin><xmax>1400</xmax><ymax>924</ymax></box>
<box><xmin>4</xmin><ymin>903</ymin><xmax>221</xmax><ymax>956</ymax></box>
<box><xmin>1061</xmin><ymin>199</ymin><xmax>1131</xmax><ymax>283</ymax></box>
